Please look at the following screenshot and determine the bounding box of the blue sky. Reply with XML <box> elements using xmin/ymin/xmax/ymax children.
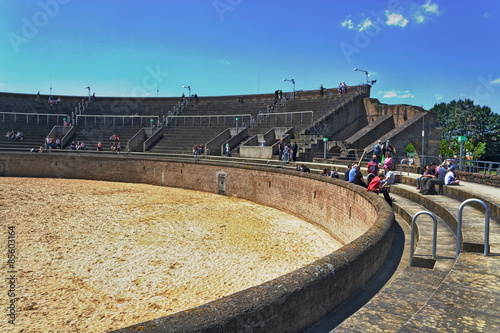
<box><xmin>1</xmin><ymin>0</ymin><xmax>499</xmax><ymax>113</ymax></box>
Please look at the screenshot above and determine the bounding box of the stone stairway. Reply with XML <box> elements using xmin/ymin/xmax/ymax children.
<box><xmin>309</xmin><ymin>176</ymin><xmax>500</xmax><ymax>332</ymax></box>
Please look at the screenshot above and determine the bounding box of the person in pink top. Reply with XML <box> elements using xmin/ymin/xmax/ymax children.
<box><xmin>382</xmin><ymin>152</ymin><xmax>393</xmax><ymax>170</ymax></box>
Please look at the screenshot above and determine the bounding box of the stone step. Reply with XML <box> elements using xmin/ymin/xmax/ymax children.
<box><xmin>328</xmin><ymin>193</ymin><xmax>457</xmax><ymax>332</ymax></box>
<box><xmin>391</xmin><ymin>183</ymin><xmax>500</xmax><ymax>254</ymax></box>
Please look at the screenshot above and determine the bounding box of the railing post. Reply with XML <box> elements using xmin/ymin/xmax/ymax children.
<box><xmin>456</xmin><ymin>199</ymin><xmax>490</xmax><ymax>258</ymax></box>
<box><xmin>410</xmin><ymin>211</ymin><xmax>438</xmax><ymax>267</ymax></box>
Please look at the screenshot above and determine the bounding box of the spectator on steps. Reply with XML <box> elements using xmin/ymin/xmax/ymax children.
<box><xmin>373</xmin><ymin>140</ymin><xmax>382</xmax><ymax>162</ymax></box>
<box><xmin>367</xmin><ymin>171</ymin><xmax>393</xmax><ymax>206</ymax></box>
<box><xmin>381</xmin><ymin>165</ymin><xmax>395</xmax><ymax>186</ymax></box>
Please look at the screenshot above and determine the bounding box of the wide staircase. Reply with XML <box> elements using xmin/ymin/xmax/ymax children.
<box><xmin>306</xmin><ymin>167</ymin><xmax>500</xmax><ymax>332</ymax></box>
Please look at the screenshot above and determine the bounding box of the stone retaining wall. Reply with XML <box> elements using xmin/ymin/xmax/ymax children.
<box><xmin>0</xmin><ymin>153</ymin><xmax>395</xmax><ymax>332</ymax></box>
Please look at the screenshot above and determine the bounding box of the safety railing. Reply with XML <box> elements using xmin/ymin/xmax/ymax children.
<box><xmin>456</xmin><ymin>199</ymin><xmax>490</xmax><ymax>258</ymax></box>
<box><xmin>166</xmin><ymin>114</ymin><xmax>252</xmax><ymax>128</ymax></box>
<box><xmin>0</xmin><ymin>112</ymin><xmax>69</xmax><ymax>125</ymax></box>
<box><xmin>409</xmin><ymin>211</ymin><xmax>438</xmax><ymax>267</ymax></box>
<box><xmin>257</xmin><ymin>110</ymin><xmax>313</xmax><ymax>127</ymax></box>
<box><xmin>75</xmin><ymin>114</ymin><xmax>161</xmax><ymax>127</ymax></box>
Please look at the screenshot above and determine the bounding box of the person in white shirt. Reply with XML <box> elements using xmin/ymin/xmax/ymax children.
<box><xmin>381</xmin><ymin>166</ymin><xmax>395</xmax><ymax>185</ymax></box>
<box><xmin>445</xmin><ymin>170</ymin><xmax>460</xmax><ymax>185</ymax></box>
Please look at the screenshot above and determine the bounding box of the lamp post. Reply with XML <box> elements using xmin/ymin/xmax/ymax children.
<box><xmin>84</xmin><ymin>86</ymin><xmax>90</xmax><ymax>99</ymax></box>
<box><xmin>283</xmin><ymin>79</ymin><xmax>295</xmax><ymax>98</ymax></box>
<box><xmin>354</xmin><ymin>68</ymin><xmax>377</xmax><ymax>86</ymax></box>
<box><xmin>182</xmin><ymin>85</ymin><xmax>191</xmax><ymax>98</ymax></box>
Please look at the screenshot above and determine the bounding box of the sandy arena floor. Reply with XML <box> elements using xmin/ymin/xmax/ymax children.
<box><xmin>0</xmin><ymin>177</ymin><xmax>342</xmax><ymax>332</ymax></box>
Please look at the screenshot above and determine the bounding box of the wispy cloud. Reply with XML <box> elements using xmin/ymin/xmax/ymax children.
<box><xmin>383</xmin><ymin>90</ymin><xmax>398</xmax><ymax>98</ymax></box>
<box><xmin>358</xmin><ymin>18</ymin><xmax>374</xmax><ymax>32</ymax></box>
<box><xmin>491</xmin><ymin>77</ymin><xmax>500</xmax><ymax>85</ymax></box>
<box><xmin>482</xmin><ymin>12</ymin><xmax>490</xmax><ymax>19</ymax></box>
<box><xmin>380</xmin><ymin>90</ymin><xmax>415</xmax><ymax>99</ymax></box>
<box><xmin>340</xmin><ymin>1</ymin><xmax>440</xmax><ymax>30</ymax></box>
<box><xmin>435</xmin><ymin>94</ymin><xmax>444</xmax><ymax>100</ymax></box>
<box><xmin>422</xmin><ymin>1</ymin><xmax>440</xmax><ymax>15</ymax></box>
<box><xmin>414</xmin><ymin>13</ymin><xmax>426</xmax><ymax>23</ymax></box>
<box><xmin>385</xmin><ymin>11</ymin><xmax>409</xmax><ymax>27</ymax></box>
<box><xmin>218</xmin><ymin>59</ymin><xmax>232</xmax><ymax>66</ymax></box>
<box><xmin>341</xmin><ymin>18</ymin><xmax>354</xmax><ymax>30</ymax></box>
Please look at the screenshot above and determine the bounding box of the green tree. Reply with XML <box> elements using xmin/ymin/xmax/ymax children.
<box><xmin>431</xmin><ymin>99</ymin><xmax>500</xmax><ymax>160</ymax></box>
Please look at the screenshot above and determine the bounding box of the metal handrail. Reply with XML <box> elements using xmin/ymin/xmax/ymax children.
<box><xmin>0</xmin><ymin>112</ymin><xmax>69</xmax><ymax>125</ymax></box>
<box><xmin>399</xmin><ymin>158</ymin><xmax>410</xmax><ymax>176</ymax></box>
<box><xmin>75</xmin><ymin>114</ymin><xmax>160</xmax><ymax>127</ymax></box>
<box><xmin>456</xmin><ymin>199</ymin><xmax>490</xmax><ymax>258</ymax></box>
<box><xmin>409</xmin><ymin>211</ymin><xmax>438</xmax><ymax>267</ymax></box>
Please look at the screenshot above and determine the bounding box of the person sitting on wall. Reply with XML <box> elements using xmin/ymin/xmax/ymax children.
<box><xmin>109</xmin><ymin>134</ymin><xmax>120</xmax><ymax>141</ymax></box>
<box><xmin>445</xmin><ymin>164</ymin><xmax>460</xmax><ymax>185</ymax></box>
<box><xmin>367</xmin><ymin>171</ymin><xmax>393</xmax><ymax>206</ymax></box>
<box><xmin>381</xmin><ymin>165</ymin><xmax>395</xmax><ymax>186</ymax></box>
<box><xmin>70</xmin><ymin>141</ymin><xmax>77</xmax><ymax>150</ymax></box>
<box><xmin>97</xmin><ymin>142</ymin><xmax>102</xmax><ymax>151</ymax></box>
<box><xmin>322</xmin><ymin>168</ymin><xmax>331</xmax><ymax>176</ymax></box>
<box><xmin>15</xmin><ymin>131</ymin><xmax>24</xmax><ymax>140</ymax></box>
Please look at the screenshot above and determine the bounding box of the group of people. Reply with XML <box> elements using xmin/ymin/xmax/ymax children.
<box><xmin>6</xmin><ymin>130</ymin><xmax>24</xmax><ymax>140</ymax></box>
<box><xmin>295</xmin><ymin>164</ymin><xmax>311</xmax><ymax>173</ymax></box>
<box><xmin>193</xmin><ymin>145</ymin><xmax>205</xmax><ymax>160</ymax></box>
<box><xmin>277</xmin><ymin>140</ymin><xmax>299</xmax><ymax>163</ymax></box>
<box><xmin>322</xmin><ymin>168</ymin><xmax>339</xmax><ymax>178</ymax></box>
<box><xmin>45</xmin><ymin>137</ymin><xmax>61</xmax><ymax>149</ymax></box>
<box><xmin>338</xmin><ymin>82</ymin><xmax>348</xmax><ymax>94</ymax></box>
<box><xmin>48</xmin><ymin>96</ymin><xmax>61</xmax><ymax>105</ymax></box>
<box><xmin>70</xmin><ymin>141</ymin><xmax>87</xmax><ymax>150</ymax></box>
<box><xmin>110</xmin><ymin>142</ymin><xmax>122</xmax><ymax>152</ymax></box>
<box><xmin>417</xmin><ymin>160</ymin><xmax>460</xmax><ymax>195</ymax></box>
<box><xmin>345</xmin><ymin>156</ymin><xmax>396</xmax><ymax>206</ymax></box>
<box><xmin>373</xmin><ymin>139</ymin><xmax>395</xmax><ymax>163</ymax></box>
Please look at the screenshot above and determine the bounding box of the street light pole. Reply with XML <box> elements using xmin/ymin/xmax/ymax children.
<box><xmin>182</xmin><ymin>85</ymin><xmax>191</xmax><ymax>98</ymax></box>
<box><xmin>283</xmin><ymin>79</ymin><xmax>295</xmax><ymax>98</ymax></box>
<box><xmin>84</xmin><ymin>86</ymin><xmax>90</xmax><ymax>99</ymax></box>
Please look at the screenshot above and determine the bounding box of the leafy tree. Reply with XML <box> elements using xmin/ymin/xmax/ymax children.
<box><xmin>431</xmin><ymin>99</ymin><xmax>500</xmax><ymax>161</ymax></box>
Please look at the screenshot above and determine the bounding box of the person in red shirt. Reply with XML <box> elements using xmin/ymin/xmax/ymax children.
<box><xmin>367</xmin><ymin>171</ymin><xmax>393</xmax><ymax>206</ymax></box>
<box><xmin>367</xmin><ymin>155</ymin><xmax>380</xmax><ymax>177</ymax></box>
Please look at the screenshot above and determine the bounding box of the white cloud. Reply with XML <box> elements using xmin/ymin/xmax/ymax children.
<box><xmin>383</xmin><ymin>90</ymin><xmax>398</xmax><ymax>98</ymax></box>
<box><xmin>341</xmin><ymin>18</ymin><xmax>354</xmax><ymax>30</ymax></box>
<box><xmin>399</xmin><ymin>91</ymin><xmax>415</xmax><ymax>98</ymax></box>
<box><xmin>491</xmin><ymin>77</ymin><xmax>500</xmax><ymax>85</ymax></box>
<box><xmin>381</xmin><ymin>90</ymin><xmax>414</xmax><ymax>99</ymax></box>
<box><xmin>482</xmin><ymin>12</ymin><xmax>490</xmax><ymax>19</ymax></box>
<box><xmin>435</xmin><ymin>94</ymin><xmax>444</xmax><ymax>100</ymax></box>
<box><xmin>385</xmin><ymin>11</ymin><xmax>409</xmax><ymax>27</ymax></box>
<box><xmin>422</xmin><ymin>1</ymin><xmax>440</xmax><ymax>15</ymax></box>
<box><xmin>414</xmin><ymin>13</ymin><xmax>425</xmax><ymax>23</ymax></box>
<box><xmin>218</xmin><ymin>59</ymin><xmax>231</xmax><ymax>66</ymax></box>
<box><xmin>357</xmin><ymin>18</ymin><xmax>374</xmax><ymax>32</ymax></box>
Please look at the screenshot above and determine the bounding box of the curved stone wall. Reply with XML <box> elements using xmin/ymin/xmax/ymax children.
<box><xmin>0</xmin><ymin>153</ymin><xmax>395</xmax><ymax>332</ymax></box>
